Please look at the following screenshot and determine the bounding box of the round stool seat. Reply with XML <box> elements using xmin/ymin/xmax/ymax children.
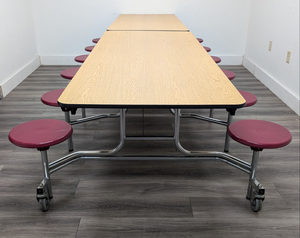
<box><xmin>203</xmin><ymin>46</ymin><xmax>211</xmax><ymax>52</ymax></box>
<box><xmin>41</xmin><ymin>89</ymin><xmax>64</xmax><ymax>107</ymax></box>
<box><xmin>92</xmin><ymin>38</ymin><xmax>100</xmax><ymax>43</ymax></box>
<box><xmin>211</xmin><ymin>56</ymin><xmax>221</xmax><ymax>63</ymax></box>
<box><xmin>60</xmin><ymin>67</ymin><xmax>80</xmax><ymax>79</ymax></box>
<box><xmin>222</xmin><ymin>69</ymin><xmax>235</xmax><ymax>80</ymax></box>
<box><xmin>9</xmin><ymin>119</ymin><xmax>73</xmax><ymax>149</ymax></box>
<box><xmin>85</xmin><ymin>46</ymin><xmax>95</xmax><ymax>52</ymax></box>
<box><xmin>228</xmin><ymin>120</ymin><xmax>292</xmax><ymax>150</ymax></box>
<box><xmin>239</xmin><ymin>90</ymin><xmax>257</xmax><ymax>107</ymax></box>
<box><xmin>196</xmin><ymin>38</ymin><xmax>203</xmax><ymax>43</ymax></box>
<box><xmin>75</xmin><ymin>55</ymin><xmax>88</xmax><ymax>63</ymax></box>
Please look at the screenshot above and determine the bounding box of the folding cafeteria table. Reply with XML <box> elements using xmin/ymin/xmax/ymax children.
<box><xmin>32</xmin><ymin>16</ymin><xmax>269</xmax><ymax>212</ymax></box>
<box><xmin>59</xmin><ymin>31</ymin><xmax>244</xmax><ymax>109</ymax></box>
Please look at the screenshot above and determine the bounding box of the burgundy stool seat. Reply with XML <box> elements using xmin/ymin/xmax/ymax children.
<box><xmin>228</xmin><ymin>120</ymin><xmax>292</xmax><ymax>150</ymax></box>
<box><xmin>222</xmin><ymin>69</ymin><xmax>235</xmax><ymax>80</ymax></box>
<box><xmin>41</xmin><ymin>89</ymin><xmax>64</xmax><ymax>107</ymax></box>
<box><xmin>211</xmin><ymin>56</ymin><xmax>221</xmax><ymax>63</ymax></box>
<box><xmin>9</xmin><ymin>119</ymin><xmax>73</xmax><ymax>150</ymax></box>
<box><xmin>85</xmin><ymin>46</ymin><xmax>95</xmax><ymax>52</ymax></box>
<box><xmin>228</xmin><ymin>119</ymin><xmax>291</xmax><ymax>212</ymax></box>
<box><xmin>238</xmin><ymin>90</ymin><xmax>257</xmax><ymax>107</ymax></box>
<box><xmin>92</xmin><ymin>38</ymin><xmax>100</xmax><ymax>43</ymax></box>
<box><xmin>203</xmin><ymin>46</ymin><xmax>211</xmax><ymax>52</ymax></box>
<box><xmin>9</xmin><ymin>119</ymin><xmax>73</xmax><ymax>211</ymax></box>
<box><xmin>75</xmin><ymin>54</ymin><xmax>88</xmax><ymax>63</ymax></box>
<box><xmin>196</xmin><ymin>38</ymin><xmax>203</xmax><ymax>43</ymax></box>
<box><xmin>60</xmin><ymin>67</ymin><xmax>80</xmax><ymax>80</ymax></box>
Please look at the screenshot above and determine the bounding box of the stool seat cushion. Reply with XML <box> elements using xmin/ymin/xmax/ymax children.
<box><xmin>228</xmin><ymin>120</ymin><xmax>292</xmax><ymax>150</ymax></box>
<box><xmin>85</xmin><ymin>46</ymin><xmax>95</xmax><ymax>52</ymax></box>
<box><xmin>75</xmin><ymin>55</ymin><xmax>88</xmax><ymax>63</ymax></box>
<box><xmin>60</xmin><ymin>67</ymin><xmax>80</xmax><ymax>79</ymax></box>
<box><xmin>211</xmin><ymin>56</ymin><xmax>221</xmax><ymax>63</ymax></box>
<box><xmin>92</xmin><ymin>38</ymin><xmax>100</xmax><ymax>43</ymax></box>
<box><xmin>41</xmin><ymin>89</ymin><xmax>64</xmax><ymax>107</ymax></box>
<box><xmin>196</xmin><ymin>38</ymin><xmax>203</xmax><ymax>43</ymax></box>
<box><xmin>9</xmin><ymin>119</ymin><xmax>73</xmax><ymax>149</ymax></box>
<box><xmin>203</xmin><ymin>46</ymin><xmax>211</xmax><ymax>52</ymax></box>
<box><xmin>238</xmin><ymin>90</ymin><xmax>257</xmax><ymax>107</ymax></box>
<box><xmin>222</xmin><ymin>69</ymin><xmax>235</xmax><ymax>80</ymax></box>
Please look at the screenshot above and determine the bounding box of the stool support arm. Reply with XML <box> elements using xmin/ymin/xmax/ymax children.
<box><xmin>172</xmin><ymin>109</ymin><xmax>251</xmax><ymax>173</ymax></box>
<box><xmin>39</xmin><ymin>150</ymin><xmax>53</xmax><ymax>199</ymax></box>
<box><xmin>247</xmin><ymin>150</ymin><xmax>260</xmax><ymax>199</ymax></box>
<box><xmin>49</xmin><ymin>109</ymin><xmax>126</xmax><ymax>173</ymax></box>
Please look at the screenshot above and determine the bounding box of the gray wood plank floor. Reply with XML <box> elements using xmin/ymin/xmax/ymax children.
<box><xmin>0</xmin><ymin>65</ymin><xmax>299</xmax><ymax>238</ymax></box>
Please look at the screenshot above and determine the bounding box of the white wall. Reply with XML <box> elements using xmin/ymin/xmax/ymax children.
<box><xmin>0</xmin><ymin>0</ymin><xmax>40</xmax><ymax>98</ymax></box>
<box><xmin>244</xmin><ymin>0</ymin><xmax>299</xmax><ymax>115</ymax></box>
<box><xmin>31</xmin><ymin>0</ymin><xmax>251</xmax><ymax>65</ymax></box>
<box><xmin>0</xmin><ymin>0</ymin><xmax>298</xmax><ymax>115</ymax></box>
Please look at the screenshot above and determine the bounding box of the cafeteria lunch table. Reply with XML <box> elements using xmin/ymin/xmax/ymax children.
<box><xmin>34</xmin><ymin>30</ymin><xmax>269</xmax><ymax>213</ymax></box>
<box><xmin>20</xmin><ymin>15</ymin><xmax>271</xmax><ymax>212</ymax></box>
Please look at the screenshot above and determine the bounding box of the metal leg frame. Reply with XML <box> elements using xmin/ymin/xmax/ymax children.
<box><xmin>170</xmin><ymin>108</ymin><xmax>234</xmax><ymax>152</ymax></box>
<box><xmin>62</xmin><ymin>109</ymin><xmax>122</xmax><ymax>151</ymax></box>
<box><xmin>49</xmin><ymin>109</ymin><xmax>126</xmax><ymax>174</ymax></box>
<box><xmin>35</xmin><ymin>108</ymin><xmax>265</xmax><ymax>212</ymax></box>
<box><xmin>223</xmin><ymin>112</ymin><xmax>233</xmax><ymax>152</ymax></box>
<box><xmin>70</xmin><ymin>111</ymin><xmax>120</xmax><ymax>126</ymax></box>
<box><xmin>246</xmin><ymin>150</ymin><xmax>265</xmax><ymax>212</ymax></box>
<box><xmin>209</xmin><ymin>108</ymin><xmax>214</xmax><ymax>118</ymax></box>
<box><xmin>36</xmin><ymin>150</ymin><xmax>52</xmax><ymax>211</ymax></box>
<box><xmin>174</xmin><ymin>109</ymin><xmax>251</xmax><ymax>173</ymax></box>
<box><xmin>81</xmin><ymin>108</ymin><xmax>86</xmax><ymax>118</ymax></box>
<box><xmin>64</xmin><ymin>111</ymin><xmax>74</xmax><ymax>151</ymax></box>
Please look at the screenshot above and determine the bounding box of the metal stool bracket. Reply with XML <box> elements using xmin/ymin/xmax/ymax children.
<box><xmin>36</xmin><ymin>178</ymin><xmax>52</xmax><ymax>201</ymax></box>
<box><xmin>250</xmin><ymin>178</ymin><xmax>265</xmax><ymax>203</ymax></box>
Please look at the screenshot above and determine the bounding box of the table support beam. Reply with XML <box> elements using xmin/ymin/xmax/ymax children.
<box><xmin>48</xmin><ymin>108</ymin><xmax>251</xmax><ymax>175</ymax></box>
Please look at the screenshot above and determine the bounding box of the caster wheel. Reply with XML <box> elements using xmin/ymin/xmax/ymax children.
<box><xmin>251</xmin><ymin>198</ymin><xmax>262</xmax><ymax>212</ymax></box>
<box><xmin>39</xmin><ymin>198</ymin><xmax>49</xmax><ymax>211</ymax></box>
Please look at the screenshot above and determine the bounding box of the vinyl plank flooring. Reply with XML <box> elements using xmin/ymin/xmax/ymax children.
<box><xmin>190</xmin><ymin>197</ymin><xmax>299</xmax><ymax>219</ymax></box>
<box><xmin>0</xmin><ymin>217</ymin><xmax>80</xmax><ymax>238</ymax></box>
<box><xmin>0</xmin><ymin>65</ymin><xmax>299</xmax><ymax>237</ymax></box>
<box><xmin>76</xmin><ymin>217</ymin><xmax>299</xmax><ymax>238</ymax></box>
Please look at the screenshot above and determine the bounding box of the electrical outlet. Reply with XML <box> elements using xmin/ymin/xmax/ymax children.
<box><xmin>269</xmin><ymin>41</ymin><xmax>272</xmax><ymax>51</ymax></box>
<box><xmin>286</xmin><ymin>51</ymin><xmax>291</xmax><ymax>63</ymax></box>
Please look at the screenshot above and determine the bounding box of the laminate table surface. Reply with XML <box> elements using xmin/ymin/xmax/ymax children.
<box><xmin>107</xmin><ymin>14</ymin><xmax>189</xmax><ymax>32</ymax></box>
<box><xmin>58</xmin><ymin>31</ymin><xmax>245</xmax><ymax>109</ymax></box>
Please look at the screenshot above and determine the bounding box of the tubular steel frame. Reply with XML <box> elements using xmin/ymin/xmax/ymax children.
<box><xmin>170</xmin><ymin>108</ymin><xmax>233</xmax><ymax>152</ymax></box>
<box><xmin>37</xmin><ymin>108</ymin><xmax>265</xmax><ymax>211</ymax></box>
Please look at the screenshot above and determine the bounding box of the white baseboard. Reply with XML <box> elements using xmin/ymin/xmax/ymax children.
<box><xmin>242</xmin><ymin>56</ymin><xmax>255</xmax><ymax>74</ymax></box>
<box><xmin>217</xmin><ymin>55</ymin><xmax>243</xmax><ymax>65</ymax></box>
<box><xmin>243</xmin><ymin>56</ymin><xmax>300</xmax><ymax>116</ymax></box>
<box><xmin>0</xmin><ymin>86</ymin><xmax>3</xmax><ymax>99</ymax></box>
<box><xmin>0</xmin><ymin>56</ymin><xmax>41</xmax><ymax>98</ymax></box>
<box><xmin>40</xmin><ymin>55</ymin><xmax>82</xmax><ymax>65</ymax></box>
